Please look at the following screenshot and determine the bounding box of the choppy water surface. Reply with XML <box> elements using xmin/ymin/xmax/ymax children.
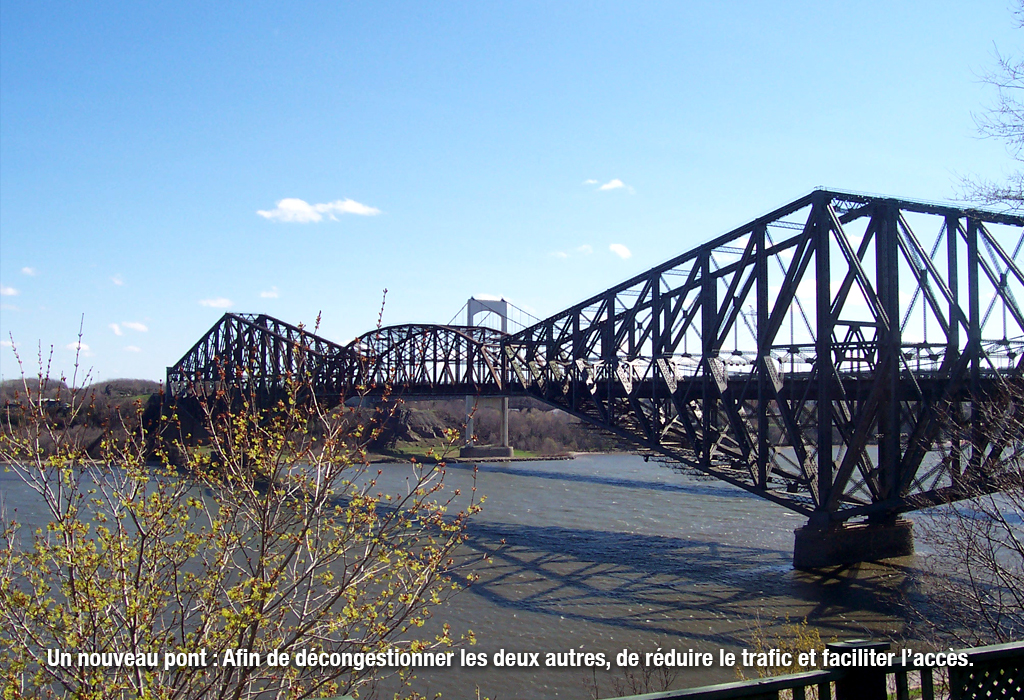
<box><xmin>2</xmin><ymin>454</ymin><xmax>941</xmax><ymax>700</ymax></box>
<box><xmin>370</xmin><ymin>454</ymin><xmax>932</xmax><ymax>699</ymax></box>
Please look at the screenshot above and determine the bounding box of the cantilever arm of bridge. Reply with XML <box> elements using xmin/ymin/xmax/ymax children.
<box><xmin>166</xmin><ymin>190</ymin><xmax>1024</xmax><ymax>568</ymax></box>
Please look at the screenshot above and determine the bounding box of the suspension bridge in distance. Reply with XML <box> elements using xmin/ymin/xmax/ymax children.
<box><xmin>166</xmin><ymin>189</ymin><xmax>1024</xmax><ymax>568</ymax></box>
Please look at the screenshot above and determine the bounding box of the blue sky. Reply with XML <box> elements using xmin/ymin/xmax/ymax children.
<box><xmin>1</xmin><ymin>1</ymin><xmax>1021</xmax><ymax>382</ymax></box>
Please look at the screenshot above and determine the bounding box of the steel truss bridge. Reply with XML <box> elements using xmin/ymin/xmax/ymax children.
<box><xmin>168</xmin><ymin>190</ymin><xmax>1024</xmax><ymax>535</ymax></box>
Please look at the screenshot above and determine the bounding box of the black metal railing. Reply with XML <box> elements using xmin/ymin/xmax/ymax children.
<box><xmin>602</xmin><ymin>639</ymin><xmax>1024</xmax><ymax>700</ymax></box>
<box><xmin>321</xmin><ymin>639</ymin><xmax>1022</xmax><ymax>700</ymax></box>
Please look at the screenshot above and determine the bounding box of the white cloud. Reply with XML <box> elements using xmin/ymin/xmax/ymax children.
<box><xmin>260</xmin><ymin>286</ymin><xmax>280</xmax><ymax>299</ymax></box>
<box><xmin>257</xmin><ymin>198</ymin><xmax>381</xmax><ymax>223</ymax></box>
<box><xmin>122</xmin><ymin>321</ymin><xmax>148</xmax><ymax>332</ymax></box>
<box><xmin>1</xmin><ymin>285</ymin><xmax>18</xmax><ymax>296</ymax></box>
<box><xmin>609</xmin><ymin>243</ymin><xmax>632</xmax><ymax>259</ymax></box>
<box><xmin>1</xmin><ymin>340</ymin><xmax>12</xmax><ymax>349</ymax></box>
<box><xmin>200</xmin><ymin>298</ymin><xmax>233</xmax><ymax>309</ymax></box>
<box><xmin>576</xmin><ymin>244</ymin><xmax>593</xmax><ymax>255</ymax></box>
<box><xmin>111</xmin><ymin>275</ymin><xmax>124</xmax><ymax>286</ymax></box>
<box><xmin>66</xmin><ymin>341</ymin><xmax>93</xmax><ymax>357</ymax></box>
<box><xmin>124</xmin><ymin>345</ymin><xmax>142</xmax><ymax>353</ymax></box>
<box><xmin>550</xmin><ymin>251</ymin><xmax>569</xmax><ymax>259</ymax></box>
<box><xmin>109</xmin><ymin>323</ymin><xmax>123</xmax><ymax>336</ymax></box>
<box><xmin>21</xmin><ymin>267</ymin><xmax>36</xmax><ymax>276</ymax></box>
<box><xmin>584</xmin><ymin>178</ymin><xmax>635</xmax><ymax>193</ymax></box>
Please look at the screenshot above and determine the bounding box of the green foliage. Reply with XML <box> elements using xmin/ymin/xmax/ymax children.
<box><xmin>738</xmin><ymin>616</ymin><xmax>833</xmax><ymax>700</ymax></box>
<box><xmin>0</xmin><ymin>359</ymin><xmax>479</xmax><ymax>698</ymax></box>
<box><xmin>740</xmin><ymin>617</ymin><xmax>827</xmax><ymax>680</ymax></box>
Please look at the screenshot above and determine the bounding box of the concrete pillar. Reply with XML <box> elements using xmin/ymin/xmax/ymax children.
<box><xmin>500</xmin><ymin>396</ymin><xmax>509</xmax><ymax>447</ymax></box>
<box><xmin>793</xmin><ymin>518</ymin><xmax>914</xmax><ymax>569</ymax></box>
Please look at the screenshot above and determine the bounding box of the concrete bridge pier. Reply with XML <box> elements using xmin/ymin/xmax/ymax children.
<box><xmin>460</xmin><ymin>396</ymin><xmax>514</xmax><ymax>459</ymax></box>
<box><xmin>793</xmin><ymin>517</ymin><xmax>914</xmax><ymax>569</ymax></box>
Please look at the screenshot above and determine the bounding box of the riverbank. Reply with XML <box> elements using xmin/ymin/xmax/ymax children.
<box><xmin>365</xmin><ymin>438</ymin><xmax>615</xmax><ymax>464</ymax></box>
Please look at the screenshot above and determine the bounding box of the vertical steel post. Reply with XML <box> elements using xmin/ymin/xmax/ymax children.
<box><xmin>572</xmin><ymin>311</ymin><xmax>581</xmax><ymax>413</ymax></box>
<box><xmin>815</xmin><ymin>194</ymin><xmax>836</xmax><ymax>511</ymax></box>
<box><xmin>603</xmin><ymin>290</ymin><xmax>616</xmax><ymax>422</ymax></box>
<box><xmin>701</xmin><ymin>249</ymin><xmax>717</xmax><ymax>468</ymax></box>
<box><xmin>652</xmin><ymin>272</ymin><xmax>664</xmax><ymax>436</ymax></box>
<box><xmin>947</xmin><ymin>215</ymin><xmax>963</xmax><ymax>483</ymax></box>
<box><xmin>827</xmin><ymin>640</ymin><xmax>892</xmax><ymax>700</ymax></box>
<box><xmin>876</xmin><ymin>203</ymin><xmax>901</xmax><ymax>509</ymax></box>
<box><xmin>967</xmin><ymin>218</ymin><xmax>983</xmax><ymax>475</ymax></box>
<box><xmin>756</xmin><ymin>224</ymin><xmax>770</xmax><ymax>490</ymax></box>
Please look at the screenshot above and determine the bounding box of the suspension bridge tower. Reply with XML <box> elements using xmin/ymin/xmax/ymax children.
<box><xmin>460</xmin><ymin>297</ymin><xmax>514</xmax><ymax>459</ymax></box>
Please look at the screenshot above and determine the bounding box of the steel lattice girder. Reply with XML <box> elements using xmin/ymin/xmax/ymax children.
<box><xmin>350</xmin><ymin>324</ymin><xmax>507</xmax><ymax>395</ymax></box>
<box><xmin>168</xmin><ymin>190</ymin><xmax>1024</xmax><ymax>522</ymax></box>
<box><xmin>167</xmin><ymin>317</ymin><xmax>509</xmax><ymax>403</ymax></box>
<box><xmin>502</xmin><ymin>190</ymin><xmax>1024</xmax><ymax>522</ymax></box>
<box><xmin>166</xmin><ymin>313</ymin><xmax>357</xmax><ymax>403</ymax></box>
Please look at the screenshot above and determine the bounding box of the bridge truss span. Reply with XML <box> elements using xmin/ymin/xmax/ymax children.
<box><xmin>166</xmin><ymin>313</ymin><xmax>356</xmax><ymax>404</ymax></box>
<box><xmin>168</xmin><ymin>190</ymin><xmax>1024</xmax><ymax>534</ymax></box>
<box><xmin>503</xmin><ymin>190</ymin><xmax>1024</xmax><ymax>523</ymax></box>
<box><xmin>351</xmin><ymin>324</ymin><xmax>508</xmax><ymax>396</ymax></box>
<box><xmin>167</xmin><ymin>316</ymin><xmax>510</xmax><ymax>403</ymax></box>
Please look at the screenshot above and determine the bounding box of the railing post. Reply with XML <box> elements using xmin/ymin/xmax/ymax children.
<box><xmin>827</xmin><ymin>639</ymin><xmax>891</xmax><ymax>700</ymax></box>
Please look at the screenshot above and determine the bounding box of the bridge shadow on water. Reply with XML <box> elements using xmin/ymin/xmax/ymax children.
<box><xmin>444</xmin><ymin>459</ymin><xmax>758</xmax><ymax>500</ymax></box>
<box><xmin>453</xmin><ymin>520</ymin><xmax>920</xmax><ymax>648</ymax></box>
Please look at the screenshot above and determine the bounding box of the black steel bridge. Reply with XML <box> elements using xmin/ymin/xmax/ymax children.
<box><xmin>167</xmin><ymin>190</ymin><xmax>1024</xmax><ymax>566</ymax></box>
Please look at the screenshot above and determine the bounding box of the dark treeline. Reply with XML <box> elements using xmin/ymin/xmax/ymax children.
<box><xmin>373</xmin><ymin>399</ymin><xmax>622</xmax><ymax>455</ymax></box>
<box><xmin>1</xmin><ymin>378</ymin><xmax>162</xmax><ymax>426</ymax></box>
<box><xmin>1</xmin><ymin>380</ymin><xmax>621</xmax><ymax>457</ymax></box>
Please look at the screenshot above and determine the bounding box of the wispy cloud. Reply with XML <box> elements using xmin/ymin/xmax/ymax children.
<box><xmin>124</xmin><ymin>345</ymin><xmax>142</xmax><ymax>353</ymax></box>
<box><xmin>111</xmin><ymin>275</ymin><xmax>124</xmax><ymax>286</ymax></box>
<box><xmin>66</xmin><ymin>341</ymin><xmax>93</xmax><ymax>357</ymax></box>
<box><xmin>21</xmin><ymin>267</ymin><xmax>36</xmax><ymax>276</ymax></box>
<box><xmin>609</xmin><ymin>243</ymin><xmax>632</xmax><ymax>259</ymax></box>
<box><xmin>110</xmin><ymin>323</ymin><xmax>123</xmax><ymax>336</ymax></box>
<box><xmin>257</xmin><ymin>198</ymin><xmax>381</xmax><ymax>223</ymax></box>
<box><xmin>260</xmin><ymin>286</ymin><xmax>280</xmax><ymax>299</ymax></box>
<box><xmin>1</xmin><ymin>340</ymin><xmax>12</xmax><ymax>349</ymax></box>
<box><xmin>0</xmin><ymin>285</ymin><xmax>18</xmax><ymax>296</ymax></box>
<box><xmin>199</xmin><ymin>298</ymin><xmax>233</xmax><ymax>309</ymax></box>
<box><xmin>584</xmin><ymin>178</ymin><xmax>635</xmax><ymax>194</ymax></box>
<box><xmin>551</xmin><ymin>243</ymin><xmax>596</xmax><ymax>260</ymax></box>
<box><xmin>122</xmin><ymin>321</ymin><xmax>148</xmax><ymax>332</ymax></box>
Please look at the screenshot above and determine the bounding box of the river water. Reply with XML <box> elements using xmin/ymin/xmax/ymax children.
<box><xmin>0</xmin><ymin>453</ymin><xmax>942</xmax><ymax>700</ymax></box>
<box><xmin>370</xmin><ymin>453</ymin><xmax>934</xmax><ymax>699</ymax></box>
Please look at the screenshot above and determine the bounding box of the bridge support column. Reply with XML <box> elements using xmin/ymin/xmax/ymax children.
<box><xmin>500</xmin><ymin>397</ymin><xmax>509</xmax><ymax>449</ymax></box>
<box><xmin>459</xmin><ymin>396</ymin><xmax>514</xmax><ymax>459</ymax></box>
<box><xmin>793</xmin><ymin>518</ymin><xmax>913</xmax><ymax>569</ymax></box>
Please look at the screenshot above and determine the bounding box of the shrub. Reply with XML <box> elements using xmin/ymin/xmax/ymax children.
<box><xmin>0</xmin><ymin>347</ymin><xmax>479</xmax><ymax>699</ymax></box>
